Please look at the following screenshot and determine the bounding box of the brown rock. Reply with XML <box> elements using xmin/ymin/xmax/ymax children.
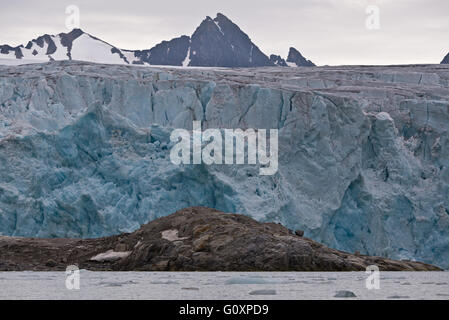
<box><xmin>0</xmin><ymin>207</ymin><xmax>442</xmax><ymax>272</ymax></box>
<box><xmin>114</xmin><ymin>243</ymin><xmax>127</xmax><ymax>252</ymax></box>
<box><xmin>193</xmin><ymin>225</ymin><xmax>212</xmax><ymax>237</ymax></box>
<box><xmin>295</xmin><ymin>230</ymin><xmax>304</xmax><ymax>237</ymax></box>
<box><xmin>45</xmin><ymin>259</ymin><xmax>57</xmax><ymax>267</ymax></box>
<box><xmin>151</xmin><ymin>260</ymin><xmax>169</xmax><ymax>271</ymax></box>
<box><xmin>193</xmin><ymin>234</ymin><xmax>212</xmax><ymax>252</ymax></box>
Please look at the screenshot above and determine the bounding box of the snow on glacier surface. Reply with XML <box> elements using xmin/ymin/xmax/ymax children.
<box><xmin>0</xmin><ymin>61</ymin><xmax>448</xmax><ymax>268</ymax></box>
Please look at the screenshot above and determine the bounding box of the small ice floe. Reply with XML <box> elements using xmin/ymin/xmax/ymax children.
<box><xmin>249</xmin><ymin>289</ymin><xmax>277</xmax><ymax>295</ymax></box>
<box><xmin>334</xmin><ymin>290</ymin><xmax>357</xmax><ymax>298</ymax></box>
<box><xmin>99</xmin><ymin>280</ymin><xmax>138</xmax><ymax>287</ymax></box>
<box><xmin>225</xmin><ymin>276</ymin><xmax>293</xmax><ymax>285</ymax></box>
<box><xmin>90</xmin><ymin>250</ymin><xmax>131</xmax><ymax>262</ymax></box>
<box><xmin>161</xmin><ymin>229</ymin><xmax>189</xmax><ymax>242</ymax></box>
<box><xmin>149</xmin><ymin>280</ymin><xmax>179</xmax><ymax>285</ymax></box>
<box><xmin>225</xmin><ymin>277</ymin><xmax>269</xmax><ymax>285</ymax></box>
<box><xmin>387</xmin><ymin>295</ymin><xmax>410</xmax><ymax>299</ymax></box>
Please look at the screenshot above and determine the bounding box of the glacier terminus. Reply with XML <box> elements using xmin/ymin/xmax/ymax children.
<box><xmin>0</xmin><ymin>61</ymin><xmax>448</xmax><ymax>269</ymax></box>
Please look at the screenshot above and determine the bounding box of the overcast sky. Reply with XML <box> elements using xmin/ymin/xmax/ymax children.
<box><xmin>0</xmin><ymin>0</ymin><xmax>448</xmax><ymax>65</ymax></box>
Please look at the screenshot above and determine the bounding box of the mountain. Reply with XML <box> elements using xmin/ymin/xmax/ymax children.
<box><xmin>0</xmin><ymin>13</ymin><xmax>315</xmax><ymax>68</ymax></box>
<box><xmin>442</xmin><ymin>53</ymin><xmax>449</xmax><ymax>64</ymax></box>
<box><xmin>130</xmin><ymin>13</ymin><xmax>276</xmax><ymax>68</ymax></box>
<box><xmin>187</xmin><ymin>13</ymin><xmax>273</xmax><ymax>67</ymax></box>
<box><xmin>0</xmin><ymin>29</ymin><xmax>133</xmax><ymax>65</ymax></box>
<box><xmin>286</xmin><ymin>47</ymin><xmax>315</xmax><ymax>67</ymax></box>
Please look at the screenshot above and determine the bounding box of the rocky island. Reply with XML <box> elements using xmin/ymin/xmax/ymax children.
<box><xmin>0</xmin><ymin>207</ymin><xmax>441</xmax><ymax>271</ymax></box>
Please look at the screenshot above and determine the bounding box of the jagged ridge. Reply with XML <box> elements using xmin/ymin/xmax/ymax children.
<box><xmin>0</xmin><ymin>13</ymin><xmax>314</xmax><ymax>67</ymax></box>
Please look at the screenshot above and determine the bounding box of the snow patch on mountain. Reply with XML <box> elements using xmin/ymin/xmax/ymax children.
<box><xmin>70</xmin><ymin>34</ymin><xmax>125</xmax><ymax>64</ymax></box>
<box><xmin>182</xmin><ymin>47</ymin><xmax>191</xmax><ymax>67</ymax></box>
<box><xmin>213</xmin><ymin>20</ymin><xmax>224</xmax><ymax>36</ymax></box>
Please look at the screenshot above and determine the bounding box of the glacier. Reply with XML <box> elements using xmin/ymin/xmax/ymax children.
<box><xmin>0</xmin><ymin>61</ymin><xmax>448</xmax><ymax>268</ymax></box>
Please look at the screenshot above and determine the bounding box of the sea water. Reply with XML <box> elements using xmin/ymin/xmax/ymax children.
<box><xmin>0</xmin><ymin>271</ymin><xmax>448</xmax><ymax>300</ymax></box>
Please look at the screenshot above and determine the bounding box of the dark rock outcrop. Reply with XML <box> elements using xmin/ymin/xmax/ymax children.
<box><xmin>334</xmin><ymin>290</ymin><xmax>357</xmax><ymax>298</ymax></box>
<box><xmin>133</xmin><ymin>35</ymin><xmax>191</xmax><ymax>66</ymax></box>
<box><xmin>0</xmin><ymin>45</ymin><xmax>24</xmax><ymax>59</ymax></box>
<box><xmin>25</xmin><ymin>34</ymin><xmax>57</xmax><ymax>55</ymax></box>
<box><xmin>270</xmin><ymin>54</ymin><xmax>288</xmax><ymax>67</ymax></box>
<box><xmin>442</xmin><ymin>53</ymin><xmax>449</xmax><ymax>64</ymax></box>
<box><xmin>286</xmin><ymin>47</ymin><xmax>315</xmax><ymax>67</ymax></box>
<box><xmin>59</xmin><ymin>28</ymin><xmax>85</xmax><ymax>59</ymax></box>
<box><xmin>0</xmin><ymin>207</ymin><xmax>441</xmax><ymax>271</ymax></box>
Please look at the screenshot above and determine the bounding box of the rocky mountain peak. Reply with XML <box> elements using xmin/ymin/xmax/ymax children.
<box><xmin>442</xmin><ymin>52</ymin><xmax>449</xmax><ymax>64</ymax></box>
<box><xmin>188</xmin><ymin>13</ymin><xmax>273</xmax><ymax>67</ymax></box>
<box><xmin>270</xmin><ymin>54</ymin><xmax>288</xmax><ymax>67</ymax></box>
<box><xmin>287</xmin><ymin>47</ymin><xmax>315</xmax><ymax>67</ymax></box>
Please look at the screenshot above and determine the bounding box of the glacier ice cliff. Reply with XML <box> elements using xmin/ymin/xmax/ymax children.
<box><xmin>0</xmin><ymin>61</ymin><xmax>448</xmax><ymax>268</ymax></box>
